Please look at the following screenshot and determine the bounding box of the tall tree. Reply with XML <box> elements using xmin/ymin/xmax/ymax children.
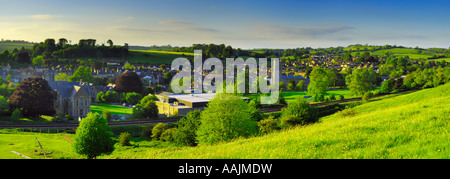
<box><xmin>107</xmin><ymin>39</ymin><xmax>113</xmax><ymax>47</ymax></box>
<box><xmin>9</xmin><ymin>77</ymin><xmax>57</xmax><ymax>117</ymax></box>
<box><xmin>69</xmin><ymin>66</ymin><xmax>93</xmax><ymax>83</ymax></box>
<box><xmin>15</xmin><ymin>51</ymin><xmax>32</xmax><ymax>64</ymax></box>
<box><xmin>307</xmin><ymin>67</ymin><xmax>330</xmax><ymax>100</ymax></box>
<box><xmin>114</xmin><ymin>71</ymin><xmax>143</xmax><ymax>93</ymax></box>
<box><xmin>72</xmin><ymin>112</ymin><xmax>114</xmax><ymax>159</ymax></box>
<box><xmin>345</xmin><ymin>68</ymin><xmax>377</xmax><ymax>96</ymax></box>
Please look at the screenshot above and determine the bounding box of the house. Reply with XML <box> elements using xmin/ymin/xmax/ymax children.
<box><xmin>48</xmin><ymin>81</ymin><xmax>91</xmax><ymax>120</ymax></box>
<box><xmin>155</xmin><ymin>92</ymin><xmax>249</xmax><ymax>117</ymax></box>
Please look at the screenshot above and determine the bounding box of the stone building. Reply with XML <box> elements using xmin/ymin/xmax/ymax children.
<box><xmin>48</xmin><ymin>81</ymin><xmax>91</xmax><ymax>120</ymax></box>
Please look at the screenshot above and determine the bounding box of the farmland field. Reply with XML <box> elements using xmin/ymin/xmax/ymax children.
<box><xmin>127</xmin><ymin>50</ymin><xmax>194</xmax><ymax>64</ymax></box>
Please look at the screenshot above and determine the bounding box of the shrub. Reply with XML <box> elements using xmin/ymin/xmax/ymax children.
<box><xmin>10</xmin><ymin>109</ymin><xmax>22</xmax><ymax>121</ymax></box>
<box><xmin>338</xmin><ymin>94</ymin><xmax>345</xmax><ymax>100</ymax></box>
<box><xmin>103</xmin><ymin>109</ymin><xmax>112</xmax><ymax>121</ymax></box>
<box><xmin>73</xmin><ymin>113</ymin><xmax>114</xmax><ymax>159</ymax></box>
<box><xmin>140</xmin><ymin>125</ymin><xmax>153</xmax><ymax>140</ymax></box>
<box><xmin>281</xmin><ymin>97</ymin><xmax>318</xmax><ymax>126</ymax></box>
<box><xmin>52</xmin><ymin>113</ymin><xmax>65</xmax><ymax>123</ymax></box>
<box><xmin>196</xmin><ymin>93</ymin><xmax>258</xmax><ymax>145</ymax></box>
<box><xmin>132</xmin><ymin>104</ymin><xmax>143</xmax><ymax>119</ymax></box>
<box><xmin>337</xmin><ymin>106</ymin><xmax>357</xmax><ymax>118</ymax></box>
<box><xmin>160</xmin><ymin>128</ymin><xmax>177</xmax><ymax>142</ymax></box>
<box><xmin>65</xmin><ymin>114</ymin><xmax>74</xmax><ymax>121</ymax></box>
<box><xmin>329</xmin><ymin>93</ymin><xmax>336</xmax><ymax>101</ymax></box>
<box><xmin>279</xmin><ymin>115</ymin><xmax>296</xmax><ymax>129</ymax></box>
<box><xmin>174</xmin><ymin>110</ymin><xmax>201</xmax><ymax>146</ymax></box>
<box><xmin>151</xmin><ymin>123</ymin><xmax>169</xmax><ymax>140</ymax></box>
<box><xmin>362</xmin><ymin>91</ymin><xmax>373</xmax><ymax>102</ymax></box>
<box><xmin>257</xmin><ymin>116</ymin><xmax>280</xmax><ymax>134</ymax></box>
<box><xmin>119</xmin><ymin>132</ymin><xmax>131</xmax><ymax>146</ymax></box>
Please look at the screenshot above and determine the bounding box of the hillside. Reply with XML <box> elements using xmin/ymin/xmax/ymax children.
<box><xmin>0</xmin><ymin>40</ymin><xmax>36</xmax><ymax>52</ymax></box>
<box><xmin>104</xmin><ymin>83</ymin><xmax>450</xmax><ymax>159</ymax></box>
<box><xmin>127</xmin><ymin>50</ymin><xmax>194</xmax><ymax>64</ymax></box>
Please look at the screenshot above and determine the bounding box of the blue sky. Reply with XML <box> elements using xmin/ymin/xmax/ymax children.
<box><xmin>1</xmin><ymin>0</ymin><xmax>449</xmax><ymax>49</ymax></box>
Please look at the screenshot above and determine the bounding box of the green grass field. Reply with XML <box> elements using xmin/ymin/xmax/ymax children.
<box><xmin>101</xmin><ymin>83</ymin><xmax>449</xmax><ymax>159</ymax></box>
<box><xmin>90</xmin><ymin>103</ymin><xmax>132</xmax><ymax>115</ymax></box>
<box><xmin>127</xmin><ymin>50</ymin><xmax>194</xmax><ymax>64</ymax></box>
<box><xmin>349</xmin><ymin>48</ymin><xmax>439</xmax><ymax>60</ymax></box>
<box><xmin>0</xmin><ymin>84</ymin><xmax>448</xmax><ymax>159</ymax></box>
<box><xmin>0</xmin><ymin>129</ymin><xmax>78</xmax><ymax>159</ymax></box>
<box><xmin>0</xmin><ymin>42</ymin><xmax>35</xmax><ymax>52</ymax></box>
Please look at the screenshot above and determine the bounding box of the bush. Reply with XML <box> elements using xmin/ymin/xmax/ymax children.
<box><xmin>140</xmin><ymin>125</ymin><xmax>153</xmax><ymax>140</ymax></box>
<box><xmin>337</xmin><ymin>106</ymin><xmax>357</xmax><ymax>118</ymax></box>
<box><xmin>132</xmin><ymin>104</ymin><xmax>144</xmax><ymax>119</ymax></box>
<box><xmin>10</xmin><ymin>109</ymin><xmax>22</xmax><ymax>121</ymax></box>
<box><xmin>362</xmin><ymin>91</ymin><xmax>373</xmax><ymax>102</ymax></box>
<box><xmin>119</xmin><ymin>132</ymin><xmax>131</xmax><ymax>146</ymax></box>
<box><xmin>281</xmin><ymin>97</ymin><xmax>318</xmax><ymax>126</ymax></box>
<box><xmin>258</xmin><ymin>116</ymin><xmax>280</xmax><ymax>134</ymax></box>
<box><xmin>103</xmin><ymin>109</ymin><xmax>112</xmax><ymax>121</ymax></box>
<box><xmin>160</xmin><ymin>128</ymin><xmax>177</xmax><ymax>142</ymax></box>
<box><xmin>174</xmin><ymin>110</ymin><xmax>201</xmax><ymax>146</ymax></box>
<box><xmin>151</xmin><ymin>123</ymin><xmax>169</xmax><ymax>140</ymax></box>
<box><xmin>196</xmin><ymin>93</ymin><xmax>258</xmax><ymax>145</ymax></box>
<box><xmin>52</xmin><ymin>113</ymin><xmax>65</xmax><ymax>123</ymax></box>
<box><xmin>65</xmin><ymin>114</ymin><xmax>74</xmax><ymax>121</ymax></box>
<box><xmin>279</xmin><ymin>115</ymin><xmax>296</xmax><ymax>129</ymax></box>
<box><xmin>329</xmin><ymin>93</ymin><xmax>336</xmax><ymax>101</ymax></box>
<box><xmin>338</xmin><ymin>94</ymin><xmax>344</xmax><ymax>101</ymax></box>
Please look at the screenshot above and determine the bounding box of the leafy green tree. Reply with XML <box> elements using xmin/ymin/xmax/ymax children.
<box><xmin>0</xmin><ymin>95</ymin><xmax>8</xmax><ymax>114</ymax></box>
<box><xmin>345</xmin><ymin>68</ymin><xmax>376</xmax><ymax>96</ymax></box>
<box><xmin>380</xmin><ymin>78</ymin><xmax>395</xmax><ymax>93</ymax></box>
<box><xmin>107</xmin><ymin>39</ymin><xmax>114</xmax><ymax>47</ymax></box>
<box><xmin>32</xmin><ymin>56</ymin><xmax>44</xmax><ymax>66</ymax></box>
<box><xmin>54</xmin><ymin>73</ymin><xmax>69</xmax><ymax>81</ymax></box>
<box><xmin>140</xmin><ymin>95</ymin><xmax>159</xmax><ymax>104</ymax></box>
<box><xmin>174</xmin><ymin>110</ymin><xmax>201</xmax><ymax>146</ymax></box>
<box><xmin>196</xmin><ymin>93</ymin><xmax>258</xmax><ymax>145</ymax></box>
<box><xmin>72</xmin><ymin>113</ymin><xmax>114</xmax><ymax>159</ymax></box>
<box><xmin>295</xmin><ymin>80</ymin><xmax>305</xmax><ymax>91</ymax></box>
<box><xmin>143</xmin><ymin>100</ymin><xmax>158</xmax><ymax>118</ymax></box>
<box><xmin>69</xmin><ymin>66</ymin><xmax>93</xmax><ymax>83</ymax></box>
<box><xmin>96</xmin><ymin>91</ymin><xmax>104</xmax><ymax>103</ymax></box>
<box><xmin>307</xmin><ymin>67</ymin><xmax>330</xmax><ymax>100</ymax></box>
<box><xmin>125</xmin><ymin>92</ymin><xmax>143</xmax><ymax>105</ymax></box>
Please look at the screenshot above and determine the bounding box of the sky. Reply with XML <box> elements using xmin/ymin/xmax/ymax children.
<box><xmin>1</xmin><ymin>0</ymin><xmax>450</xmax><ymax>49</ymax></box>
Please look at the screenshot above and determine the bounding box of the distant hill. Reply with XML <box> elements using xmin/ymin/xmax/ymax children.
<box><xmin>0</xmin><ymin>40</ymin><xmax>36</xmax><ymax>52</ymax></box>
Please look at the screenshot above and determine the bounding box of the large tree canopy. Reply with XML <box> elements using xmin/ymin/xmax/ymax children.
<box><xmin>307</xmin><ymin>67</ymin><xmax>330</xmax><ymax>100</ymax></box>
<box><xmin>114</xmin><ymin>71</ymin><xmax>143</xmax><ymax>93</ymax></box>
<box><xmin>9</xmin><ymin>77</ymin><xmax>57</xmax><ymax>117</ymax></box>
